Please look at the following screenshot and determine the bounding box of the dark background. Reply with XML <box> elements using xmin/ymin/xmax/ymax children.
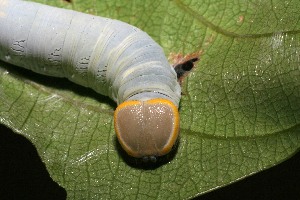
<box><xmin>0</xmin><ymin>124</ymin><xmax>299</xmax><ymax>200</ymax></box>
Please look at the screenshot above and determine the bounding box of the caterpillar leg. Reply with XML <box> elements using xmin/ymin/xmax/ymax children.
<box><xmin>114</xmin><ymin>99</ymin><xmax>179</xmax><ymax>160</ymax></box>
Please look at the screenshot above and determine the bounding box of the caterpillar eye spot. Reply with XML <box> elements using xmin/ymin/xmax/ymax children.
<box><xmin>114</xmin><ymin>99</ymin><xmax>179</xmax><ymax>158</ymax></box>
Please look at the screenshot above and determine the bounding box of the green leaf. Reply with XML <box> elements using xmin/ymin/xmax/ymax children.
<box><xmin>1</xmin><ymin>0</ymin><xmax>299</xmax><ymax>199</ymax></box>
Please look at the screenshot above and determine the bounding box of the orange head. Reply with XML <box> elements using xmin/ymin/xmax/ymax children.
<box><xmin>114</xmin><ymin>98</ymin><xmax>179</xmax><ymax>160</ymax></box>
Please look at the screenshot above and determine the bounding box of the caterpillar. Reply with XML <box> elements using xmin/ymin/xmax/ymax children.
<box><xmin>0</xmin><ymin>0</ymin><xmax>181</xmax><ymax>161</ymax></box>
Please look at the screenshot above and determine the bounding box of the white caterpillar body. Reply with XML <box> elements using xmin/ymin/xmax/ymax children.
<box><xmin>0</xmin><ymin>0</ymin><xmax>181</xmax><ymax>160</ymax></box>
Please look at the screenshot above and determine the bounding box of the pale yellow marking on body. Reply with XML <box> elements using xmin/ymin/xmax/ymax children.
<box><xmin>0</xmin><ymin>0</ymin><xmax>8</xmax><ymax>18</ymax></box>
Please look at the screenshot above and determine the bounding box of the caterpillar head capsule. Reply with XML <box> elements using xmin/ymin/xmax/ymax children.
<box><xmin>114</xmin><ymin>99</ymin><xmax>179</xmax><ymax>160</ymax></box>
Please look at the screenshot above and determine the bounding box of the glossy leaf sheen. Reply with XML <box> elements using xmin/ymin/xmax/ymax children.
<box><xmin>0</xmin><ymin>0</ymin><xmax>299</xmax><ymax>199</ymax></box>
